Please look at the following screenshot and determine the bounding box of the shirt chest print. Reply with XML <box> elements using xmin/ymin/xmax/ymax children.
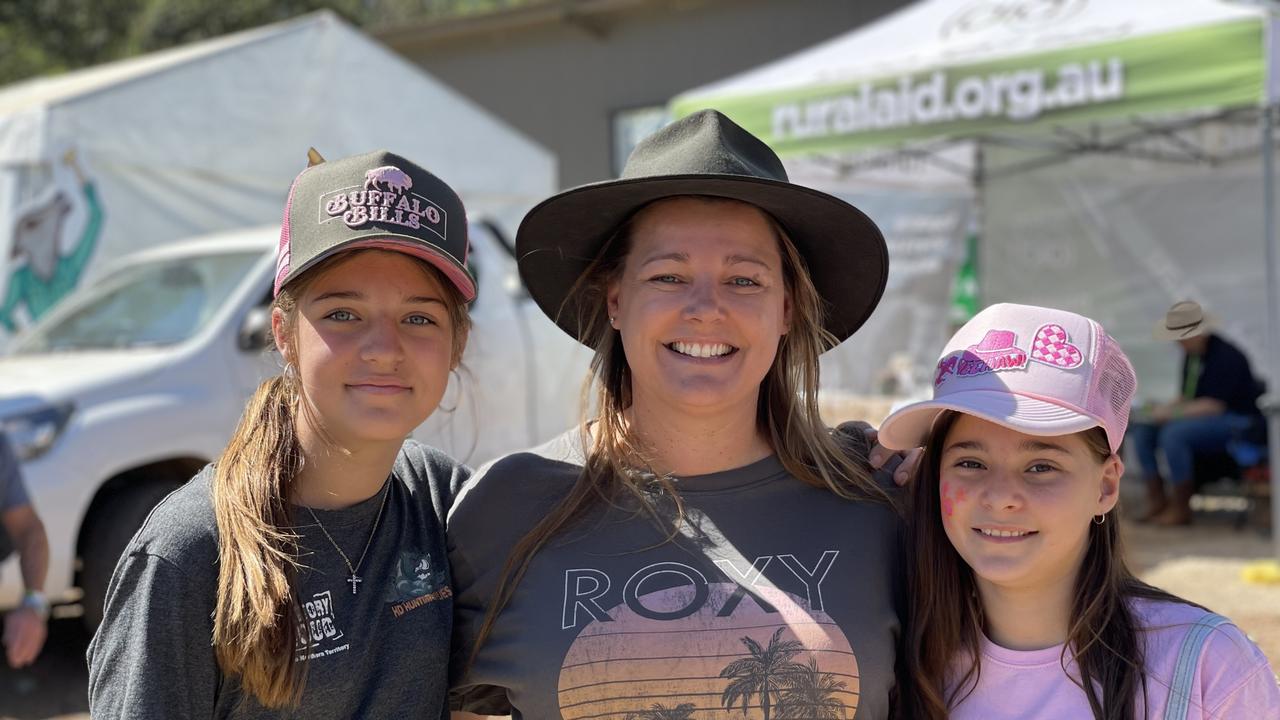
<box><xmin>294</xmin><ymin>590</ymin><xmax>351</xmax><ymax>662</ymax></box>
<box><xmin>555</xmin><ymin>551</ymin><xmax>861</xmax><ymax>719</ymax></box>
<box><xmin>386</xmin><ymin>549</ymin><xmax>452</xmax><ymax>618</ymax></box>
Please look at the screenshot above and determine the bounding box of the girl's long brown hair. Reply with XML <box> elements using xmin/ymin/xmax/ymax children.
<box><xmin>902</xmin><ymin>411</ymin><xmax>1195</xmax><ymax>720</ymax></box>
<box><xmin>211</xmin><ymin>250</ymin><xmax>469</xmax><ymax>708</ymax></box>
<box><xmin>471</xmin><ymin>196</ymin><xmax>893</xmax><ymax>663</ymax></box>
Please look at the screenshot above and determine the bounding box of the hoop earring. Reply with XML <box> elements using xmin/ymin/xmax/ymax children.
<box><xmin>1093</xmin><ymin>513</ymin><xmax>1107</xmax><ymax>525</ymax></box>
<box><xmin>282</xmin><ymin>362</ymin><xmax>300</xmax><ymax>403</ymax></box>
<box><xmin>438</xmin><ymin>368</ymin><xmax>462</xmax><ymax>414</ymax></box>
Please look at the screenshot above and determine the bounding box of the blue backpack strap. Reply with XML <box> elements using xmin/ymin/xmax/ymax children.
<box><xmin>1163</xmin><ymin>612</ymin><xmax>1231</xmax><ymax>720</ymax></box>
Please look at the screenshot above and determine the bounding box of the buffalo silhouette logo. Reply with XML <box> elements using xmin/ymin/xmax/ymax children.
<box><xmin>364</xmin><ymin>166</ymin><xmax>413</xmax><ymax>193</ymax></box>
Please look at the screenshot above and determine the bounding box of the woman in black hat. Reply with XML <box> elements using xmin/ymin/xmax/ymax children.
<box><xmin>449</xmin><ymin>110</ymin><xmax>902</xmax><ymax>719</ymax></box>
<box><xmin>89</xmin><ymin>150</ymin><xmax>473</xmax><ymax>718</ymax></box>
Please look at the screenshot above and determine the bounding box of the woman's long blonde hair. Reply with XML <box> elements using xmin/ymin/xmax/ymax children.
<box><xmin>472</xmin><ymin>196</ymin><xmax>893</xmax><ymax>660</ymax></box>
<box><xmin>211</xmin><ymin>250</ymin><xmax>469</xmax><ymax>707</ymax></box>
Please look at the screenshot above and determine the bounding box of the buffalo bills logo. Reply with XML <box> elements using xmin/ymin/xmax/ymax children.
<box><xmin>318</xmin><ymin>164</ymin><xmax>446</xmax><ymax>241</ymax></box>
<box><xmin>364</xmin><ymin>166</ymin><xmax>412</xmax><ymax>193</ymax></box>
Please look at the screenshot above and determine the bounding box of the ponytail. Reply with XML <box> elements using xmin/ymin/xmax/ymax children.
<box><xmin>211</xmin><ymin>370</ymin><xmax>305</xmax><ymax>706</ymax></box>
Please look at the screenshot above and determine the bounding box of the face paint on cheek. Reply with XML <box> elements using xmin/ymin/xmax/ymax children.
<box><xmin>940</xmin><ymin>480</ymin><xmax>955</xmax><ymax>518</ymax></box>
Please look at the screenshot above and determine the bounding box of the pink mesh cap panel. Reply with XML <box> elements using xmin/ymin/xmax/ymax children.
<box><xmin>274</xmin><ymin>174</ymin><xmax>302</xmax><ymax>296</ymax></box>
<box><xmin>1086</xmin><ymin>325</ymin><xmax>1138</xmax><ymax>452</ymax></box>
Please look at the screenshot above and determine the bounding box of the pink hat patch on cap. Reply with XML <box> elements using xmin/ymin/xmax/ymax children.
<box><xmin>971</xmin><ymin>329</ymin><xmax>1016</xmax><ymax>353</ymax></box>
<box><xmin>1030</xmin><ymin>323</ymin><xmax>1084</xmax><ymax>369</ymax></box>
<box><xmin>934</xmin><ymin>328</ymin><xmax>1029</xmax><ymax>387</ymax></box>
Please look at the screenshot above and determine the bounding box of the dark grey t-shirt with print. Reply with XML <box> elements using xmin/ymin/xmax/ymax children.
<box><xmin>87</xmin><ymin>440</ymin><xmax>467</xmax><ymax>719</ymax></box>
<box><xmin>449</xmin><ymin>429</ymin><xmax>903</xmax><ymax>720</ymax></box>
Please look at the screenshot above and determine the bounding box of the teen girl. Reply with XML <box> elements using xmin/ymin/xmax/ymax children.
<box><xmin>879</xmin><ymin>303</ymin><xmax>1280</xmax><ymax>719</ymax></box>
<box><xmin>88</xmin><ymin>150</ymin><xmax>474</xmax><ymax>718</ymax></box>
<box><xmin>448</xmin><ymin>110</ymin><xmax>903</xmax><ymax>719</ymax></box>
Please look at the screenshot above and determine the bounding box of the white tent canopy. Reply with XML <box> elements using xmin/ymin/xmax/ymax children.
<box><xmin>675</xmin><ymin>0</ymin><xmax>1268</xmax><ymax>157</ymax></box>
<box><xmin>0</xmin><ymin>10</ymin><xmax>555</xmax><ymax>338</ymax></box>
<box><xmin>675</xmin><ymin>0</ymin><xmax>1280</xmax><ymax>550</ymax></box>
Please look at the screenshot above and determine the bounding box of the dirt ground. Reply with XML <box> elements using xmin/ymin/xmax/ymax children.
<box><xmin>2</xmin><ymin>504</ymin><xmax>1276</xmax><ymax>720</ymax></box>
<box><xmin>1125</xmin><ymin>513</ymin><xmax>1280</xmax><ymax>666</ymax></box>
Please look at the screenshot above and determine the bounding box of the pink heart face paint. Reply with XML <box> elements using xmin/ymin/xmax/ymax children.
<box><xmin>940</xmin><ymin>480</ymin><xmax>956</xmax><ymax>518</ymax></box>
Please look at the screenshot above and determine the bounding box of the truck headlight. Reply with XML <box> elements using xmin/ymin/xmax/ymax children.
<box><xmin>1</xmin><ymin>403</ymin><xmax>74</xmax><ymax>461</ymax></box>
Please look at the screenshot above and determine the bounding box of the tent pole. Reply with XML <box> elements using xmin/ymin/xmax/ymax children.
<box><xmin>1265</xmin><ymin>6</ymin><xmax>1280</xmax><ymax>560</ymax></box>
<box><xmin>1265</xmin><ymin>103</ymin><xmax>1280</xmax><ymax>559</ymax></box>
<box><xmin>973</xmin><ymin>142</ymin><xmax>984</xmax><ymax>310</ymax></box>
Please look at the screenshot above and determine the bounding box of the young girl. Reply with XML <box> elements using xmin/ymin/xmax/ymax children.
<box><xmin>449</xmin><ymin>110</ymin><xmax>902</xmax><ymax>719</ymax></box>
<box><xmin>878</xmin><ymin>303</ymin><xmax>1280</xmax><ymax>720</ymax></box>
<box><xmin>87</xmin><ymin>150</ymin><xmax>473</xmax><ymax>718</ymax></box>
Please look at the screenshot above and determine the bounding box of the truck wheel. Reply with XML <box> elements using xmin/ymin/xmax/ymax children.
<box><xmin>80</xmin><ymin>481</ymin><xmax>180</xmax><ymax>629</ymax></box>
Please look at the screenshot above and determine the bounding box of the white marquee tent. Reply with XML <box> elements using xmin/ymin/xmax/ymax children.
<box><xmin>675</xmin><ymin>0</ymin><xmax>1280</xmax><ymax>549</ymax></box>
<box><xmin>0</xmin><ymin>10</ymin><xmax>555</xmax><ymax>340</ymax></box>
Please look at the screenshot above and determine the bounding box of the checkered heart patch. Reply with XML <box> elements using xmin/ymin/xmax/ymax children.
<box><xmin>1030</xmin><ymin>324</ymin><xmax>1083</xmax><ymax>369</ymax></box>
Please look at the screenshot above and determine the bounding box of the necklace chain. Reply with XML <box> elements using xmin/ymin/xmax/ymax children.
<box><xmin>303</xmin><ymin>478</ymin><xmax>390</xmax><ymax>594</ymax></box>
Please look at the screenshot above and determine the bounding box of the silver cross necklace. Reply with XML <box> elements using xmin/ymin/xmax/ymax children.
<box><xmin>303</xmin><ymin>478</ymin><xmax>390</xmax><ymax>595</ymax></box>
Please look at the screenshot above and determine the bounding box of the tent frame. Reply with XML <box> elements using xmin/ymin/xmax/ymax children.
<box><xmin>810</xmin><ymin>107</ymin><xmax>1264</xmax><ymax>183</ymax></box>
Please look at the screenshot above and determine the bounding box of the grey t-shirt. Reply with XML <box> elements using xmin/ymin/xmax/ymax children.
<box><xmin>0</xmin><ymin>433</ymin><xmax>31</xmax><ymax>560</ymax></box>
<box><xmin>86</xmin><ymin>440</ymin><xmax>468</xmax><ymax>719</ymax></box>
<box><xmin>449</xmin><ymin>429</ymin><xmax>904</xmax><ymax>720</ymax></box>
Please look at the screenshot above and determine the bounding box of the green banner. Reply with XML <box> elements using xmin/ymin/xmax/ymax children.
<box><xmin>672</xmin><ymin>20</ymin><xmax>1264</xmax><ymax>156</ymax></box>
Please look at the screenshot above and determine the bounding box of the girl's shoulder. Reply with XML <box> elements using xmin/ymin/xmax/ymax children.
<box><xmin>453</xmin><ymin>427</ymin><xmax>583</xmax><ymax>502</ymax></box>
<box><xmin>447</xmin><ymin>429</ymin><xmax>584</xmax><ymax>530</ymax></box>
<box><xmin>395</xmin><ymin>439</ymin><xmax>474</xmax><ymax>524</ymax></box>
<box><xmin>118</xmin><ymin>466</ymin><xmax>220</xmax><ymax>576</ymax></box>
<box><xmin>1132</xmin><ymin>596</ymin><xmax>1253</xmax><ymax>648</ymax></box>
<box><xmin>1132</xmin><ymin>597</ymin><xmax>1277</xmax><ymax>708</ymax></box>
<box><xmin>395</xmin><ymin>439</ymin><xmax>470</xmax><ymax>488</ymax></box>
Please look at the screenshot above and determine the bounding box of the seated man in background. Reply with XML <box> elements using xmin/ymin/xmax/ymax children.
<box><xmin>1</xmin><ymin>431</ymin><xmax>50</xmax><ymax>668</ymax></box>
<box><xmin>1128</xmin><ymin>301</ymin><xmax>1264</xmax><ymax>526</ymax></box>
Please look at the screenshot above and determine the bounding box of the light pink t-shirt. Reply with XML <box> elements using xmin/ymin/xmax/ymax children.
<box><xmin>948</xmin><ymin>599</ymin><xmax>1280</xmax><ymax>719</ymax></box>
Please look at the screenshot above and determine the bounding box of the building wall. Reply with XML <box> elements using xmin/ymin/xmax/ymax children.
<box><xmin>380</xmin><ymin>0</ymin><xmax>906</xmax><ymax>188</ymax></box>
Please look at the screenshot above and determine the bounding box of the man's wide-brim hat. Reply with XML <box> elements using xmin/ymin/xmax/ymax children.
<box><xmin>515</xmin><ymin>109</ymin><xmax>889</xmax><ymax>348</ymax></box>
<box><xmin>1153</xmin><ymin>300</ymin><xmax>1214</xmax><ymax>340</ymax></box>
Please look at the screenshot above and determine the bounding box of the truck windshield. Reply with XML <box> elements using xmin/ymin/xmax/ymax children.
<box><xmin>13</xmin><ymin>251</ymin><xmax>262</xmax><ymax>354</ymax></box>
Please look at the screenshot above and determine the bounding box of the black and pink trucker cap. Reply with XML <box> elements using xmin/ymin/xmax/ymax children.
<box><xmin>274</xmin><ymin>149</ymin><xmax>476</xmax><ymax>300</ymax></box>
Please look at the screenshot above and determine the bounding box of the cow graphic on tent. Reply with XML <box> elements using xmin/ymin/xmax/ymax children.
<box><xmin>1</xmin><ymin>149</ymin><xmax>101</xmax><ymax>333</ymax></box>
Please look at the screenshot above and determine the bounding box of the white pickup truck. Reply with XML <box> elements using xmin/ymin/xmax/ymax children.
<box><xmin>0</xmin><ymin>223</ymin><xmax>588</xmax><ymax>626</ymax></box>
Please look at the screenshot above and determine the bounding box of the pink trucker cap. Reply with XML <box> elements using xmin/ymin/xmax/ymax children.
<box><xmin>274</xmin><ymin>149</ymin><xmax>476</xmax><ymax>300</ymax></box>
<box><xmin>878</xmin><ymin>303</ymin><xmax>1137</xmax><ymax>453</ymax></box>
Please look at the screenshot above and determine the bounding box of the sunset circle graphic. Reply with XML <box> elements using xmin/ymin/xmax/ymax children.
<box><xmin>557</xmin><ymin>582</ymin><xmax>860</xmax><ymax>719</ymax></box>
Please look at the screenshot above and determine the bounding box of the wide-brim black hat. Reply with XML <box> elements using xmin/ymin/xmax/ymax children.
<box><xmin>516</xmin><ymin>109</ymin><xmax>888</xmax><ymax>349</ymax></box>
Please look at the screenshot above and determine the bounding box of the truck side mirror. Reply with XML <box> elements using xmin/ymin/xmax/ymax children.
<box><xmin>237</xmin><ymin>306</ymin><xmax>273</xmax><ymax>352</ymax></box>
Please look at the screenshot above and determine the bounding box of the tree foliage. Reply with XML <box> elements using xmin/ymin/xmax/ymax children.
<box><xmin>0</xmin><ymin>0</ymin><xmax>533</xmax><ymax>85</ymax></box>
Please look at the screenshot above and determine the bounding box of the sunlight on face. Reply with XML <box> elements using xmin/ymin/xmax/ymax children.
<box><xmin>938</xmin><ymin>414</ymin><xmax>1120</xmax><ymax>596</ymax></box>
<box><xmin>607</xmin><ymin>197</ymin><xmax>791</xmax><ymax>419</ymax></box>
<box><xmin>277</xmin><ymin>250</ymin><xmax>457</xmax><ymax>450</ymax></box>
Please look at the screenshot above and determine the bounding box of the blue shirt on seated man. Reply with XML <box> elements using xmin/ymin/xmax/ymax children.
<box><xmin>1128</xmin><ymin>300</ymin><xmax>1264</xmax><ymax>526</ymax></box>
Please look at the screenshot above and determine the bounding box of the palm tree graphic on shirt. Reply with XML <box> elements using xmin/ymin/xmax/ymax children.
<box><xmin>776</xmin><ymin>656</ymin><xmax>849</xmax><ymax>719</ymax></box>
<box><xmin>720</xmin><ymin>627</ymin><xmax>808</xmax><ymax>719</ymax></box>
<box><xmin>714</xmin><ymin>628</ymin><xmax>850</xmax><ymax>720</ymax></box>
<box><xmin>624</xmin><ymin>702</ymin><xmax>697</xmax><ymax>720</ymax></box>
